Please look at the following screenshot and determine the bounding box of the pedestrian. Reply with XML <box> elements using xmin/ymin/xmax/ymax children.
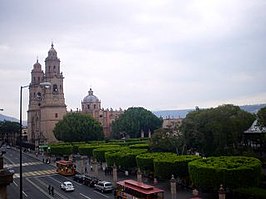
<box><xmin>85</xmin><ymin>167</ymin><xmax>87</xmax><ymax>173</ymax></box>
<box><xmin>90</xmin><ymin>165</ymin><xmax>93</xmax><ymax>171</ymax></box>
<box><xmin>51</xmin><ymin>186</ymin><xmax>54</xmax><ymax>196</ymax></box>
<box><xmin>48</xmin><ymin>185</ymin><xmax>51</xmax><ymax>195</ymax></box>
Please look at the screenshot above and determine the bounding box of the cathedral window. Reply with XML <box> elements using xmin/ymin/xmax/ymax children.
<box><xmin>55</xmin><ymin>113</ymin><xmax>58</xmax><ymax>118</ymax></box>
<box><xmin>53</xmin><ymin>84</ymin><xmax>58</xmax><ymax>93</ymax></box>
<box><xmin>37</xmin><ymin>92</ymin><xmax>41</xmax><ymax>100</ymax></box>
<box><xmin>88</xmin><ymin>105</ymin><xmax>90</xmax><ymax>109</ymax></box>
<box><xmin>94</xmin><ymin>104</ymin><xmax>96</xmax><ymax>109</ymax></box>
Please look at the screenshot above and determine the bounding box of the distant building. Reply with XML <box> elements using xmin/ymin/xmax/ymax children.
<box><xmin>81</xmin><ymin>88</ymin><xmax>123</xmax><ymax>137</ymax></box>
<box><xmin>243</xmin><ymin>120</ymin><xmax>266</xmax><ymax>151</ymax></box>
<box><xmin>27</xmin><ymin>44</ymin><xmax>67</xmax><ymax>147</ymax></box>
<box><xmin>162</xmin><ymin>118</ymin><xmax>183</xmax><ymax>130</ymax></box>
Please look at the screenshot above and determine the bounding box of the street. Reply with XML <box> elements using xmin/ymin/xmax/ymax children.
<box><xmin>4</xmin><ymin>148</ymin><xmax>114</xmax><ymax>199</ymax></box>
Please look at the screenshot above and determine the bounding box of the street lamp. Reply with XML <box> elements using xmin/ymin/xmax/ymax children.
<box><xmin>19</xmin><ymin>82</ymin><xmax>51</xmax><ymax>199</ymax></box>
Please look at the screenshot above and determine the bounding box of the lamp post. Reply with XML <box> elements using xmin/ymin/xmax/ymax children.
<box><xmin>19</xmin><ymin>82</ymin><xmax>51</xmax><ymax>199</ymax></box>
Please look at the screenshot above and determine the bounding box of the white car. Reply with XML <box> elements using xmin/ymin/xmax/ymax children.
<box><xmin>95</xmin><ymin>181</ymin><xmax>113</xmax><ymax>193</ymax></box>
<box><xmin>60</xmin><ymin>181</ymin><xmax>75</xmax><ymax>192</ymax></box>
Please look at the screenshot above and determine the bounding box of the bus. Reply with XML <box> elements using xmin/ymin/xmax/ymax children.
<box><xmin>56</xmin><ymin>160</ymin><xmax>76</xmax><ymax>176</ymax></box>
<box><xmin>115</xmin><ymin>179</ymin><xmax>164</xmax><ymax>199</ymax></box>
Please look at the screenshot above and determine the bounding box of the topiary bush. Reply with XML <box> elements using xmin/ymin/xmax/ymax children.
<box><xmin>92</xmin><ymin>145</ymin><xmax>122</xmax><ymax>162</ymax></box>
<box><xmin>49</xmin><ymin>145</ymin><xmax>73</xmax><ymax>156</ymax></box>
<box><xmin>105</xmin><ymin>148</ymin><xmax>147</xmax><ymax>170</ymax></box>
<box><xmin>188</xmin><ymin>156</ymin><xmax>262</xmax><ymax>192</ymax></box>
<box><xmin>154</xmin><ymin>154</ymin><xmax>200</xmax><ymax>180</ymax></box>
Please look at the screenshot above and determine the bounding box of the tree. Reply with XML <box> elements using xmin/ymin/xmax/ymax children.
<box><xmin>0</xmin><ymin>120</ymin><xmax>20</xmax><ymax>145</ymax></box>
<box><xmin>257</xmin><ymin>106</ymin><xmax>266</xmax><ymax>127</ymax></box>
<box><xmin>53</xmin><ymin>112</ymin><xmax>104</xmax><ymax>142</ymax></box>
<box><xmin>149</xmin><ymin>128</ymin><xmax>184</xmax><ymax>153</ymax></box>
<box><xmin>111</xmin><ymin>107</ymin><xmax>163</xmax><ymax>138</ymax></box>
<box><xmin>181</xmin><ymin>104</ymin><xmax>255</xmax><ymax>156</ymax></box>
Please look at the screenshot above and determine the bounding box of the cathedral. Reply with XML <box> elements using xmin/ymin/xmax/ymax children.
<box><xmin>27</xmin><ymin>44</ymin><xmax>123</xmax><ymax>147</ymax></box>
<box><xmin>81</xmin><ymin>88</ymin><xmax>123</xmax><ymax>137</ymax></box>
<box><xmin>27</xmin><ymin>44</ymin><xmax>67</xmax><ymax>146</ymax></box>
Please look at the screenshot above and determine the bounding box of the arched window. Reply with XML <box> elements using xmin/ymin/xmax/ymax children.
<box><xmin>53</xmin><ymin>84</ymin><xmax>58</xmax><ymax>93</ymax></box>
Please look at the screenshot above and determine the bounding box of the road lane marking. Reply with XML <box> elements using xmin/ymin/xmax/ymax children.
<box><xmin>34</xmin><ymin>177</ymin><xmax>69</xmax><ymax>199</ymax></box>
<box><xmin>4</xmin><ymin>161</ymin><xmax>43</xmax><ymax>168</ymax></box>
<box><xmin>13</xmin><ymin>169</ymin><xmax>56</xmax><ymax>178</ymax></box>
<box><xmin>26</xmin><ymin>178</ymin><xmax>54</xmax><ymax>199</ymax></box>
<box><xmin>23</xmin><ymin>191</ymin><xmax>28</xmax><ymax>197</ymax></box>
<box><xmin>93</xmin><ymin>190</ymin><xmax>110</xmax><ymax>198</ymax></box>
<box><xmin>80</xmin><ymin>193</ymin><xmax>92</xmax><ymax>199</ymax></box>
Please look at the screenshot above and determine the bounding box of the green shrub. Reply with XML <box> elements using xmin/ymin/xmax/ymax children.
<box><xmin>234</xmin><ymin>187</ymin><xmax>266</xmax><ymax>199</ymax></box>
<box><xmin>189</xmin><ymin>156</ymin><xmax>262</xmax><ymax>192</ymax></box>
<box><xmin>154</xmin><ymin>155</ymin><xmax>200</xmax><ymax>180</ymax></box>
<box><xmin>129</xmin><ymin>143</ymin><xmax>149</xmax><ymax>149</ymax></box>
<box><xmin>49</xmin><ymin>145</ymin><xmax>73</xmax><ymax>156</ymax></box>
<box><xmin>105</xmin><ymin>149</ymin><xmax>147</xmax><ymax>169</ymax></box>
<box><xmin>92</xmin><ymin>145</ymin><xmax>122</xmax><ymax>162</ymax></box>
<box><xmin>136</xmin><ymin>152</ymin><xmax>175</xmax><ymax>173</ymax></box>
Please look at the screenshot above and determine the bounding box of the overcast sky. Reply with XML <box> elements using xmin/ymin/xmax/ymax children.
<box><xmin>1</xmin><ymin>0</ymin><xmax>266</xmax><ymax>119</ymax></box>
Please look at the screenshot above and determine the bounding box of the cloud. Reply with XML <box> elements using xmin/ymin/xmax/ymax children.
<box><xmin>0</xmin><ymin>0</ymin><xmax>265</xmax><ymax>119</ymax></box>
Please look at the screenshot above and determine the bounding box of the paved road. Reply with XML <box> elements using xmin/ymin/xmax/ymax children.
<box><xmin>4</xmin><ymin>148</ymin><xmax>113</xmax><ymax>199</ymax></box>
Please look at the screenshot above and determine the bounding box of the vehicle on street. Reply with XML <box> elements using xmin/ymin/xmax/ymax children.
<box><xmin>56</xmin><ymin>160</ymin><xmax>76</xmax><ymax>176</ymax></box>
<box><xmin>60</xmin><ymin>181</ymin><xmax>75</xmax><ymax>192</ymax></box>
<box><xmin>73</xmin><ymin>174</ymin><xmax>85</xmax><ymax>183</ymax></box>
<box><xmin>84</xmin><ymin>175</ymin><xmax>100</xmax><ymax>187</ymax></box>
<box><xmin>95</xmin><ymin>181</ymin><xmax>113</xmax><ymax>193</ymax></box>
<box><xmin>115</xmin><ymin>179</ymin><xmax>164</xmax><ymax>199</ymax></box>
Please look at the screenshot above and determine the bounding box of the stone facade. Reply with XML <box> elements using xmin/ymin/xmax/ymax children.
<box><xmin>27</xmin><ymin>44</ymin><xmax>67</xmax><ymax>146</ymax></box>
<box><xmin>81</xmin><ymin>88</ymin><xmax>123</xmax><ymax>137</ymax></box>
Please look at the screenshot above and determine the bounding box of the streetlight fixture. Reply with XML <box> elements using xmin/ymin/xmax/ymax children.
<box><xmin>19</xmin><ymin>82</ymin><xmax>51</xmax><ymax>199</ymax></box>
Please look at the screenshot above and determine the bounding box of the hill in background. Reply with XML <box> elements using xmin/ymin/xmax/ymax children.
<box><xmin>1</xmin><ymin>104</ymin><xmax>265</xmax><ymax>122</ymax></box>
<box><xmin>153</xmin><ymin>104</ymin><xmax>266</xmax><ymax>119</ymax></box>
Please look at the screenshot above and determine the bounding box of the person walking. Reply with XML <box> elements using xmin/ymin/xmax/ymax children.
<box><xmin>51</xmin><ymin>186</ymin><xmax>54</xmax><ymax>196</ymax></box>
<box><xmin>48</xmin><ymin>185</ymin><xmax>51</xmax><ymax>195</ymax></box>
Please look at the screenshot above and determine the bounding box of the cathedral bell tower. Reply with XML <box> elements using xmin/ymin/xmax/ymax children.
<box><xmin>27</xmin><ymin>43</ymin><xmax>67</xmax><ymax>147</ymax></box>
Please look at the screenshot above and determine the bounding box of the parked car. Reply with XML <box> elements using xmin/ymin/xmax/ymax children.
<box><xmin>73</xmin><ymin>174</ymin><xmax>85</xmax><ymax>183</ymax></box>
<box><xmin>60</xmin><ymin>181</ymin><xmax>75</xmax><ymax>192</ymax></box>
<box><xmin>94</xmin><ymin>181</ymin><xmax>113</xmax><ymax>193</ymax></box>
<box><xmin>83</xmin><ymin>175</ymin><xmax>100</xmax><ymax>187</ymax></box>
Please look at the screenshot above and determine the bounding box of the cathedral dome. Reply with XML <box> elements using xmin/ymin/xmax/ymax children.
<box><xmin>47</xmin><ymin>43</ymin><xmax>58</xmax><ymax>58</ymax></box>
<box><xmin>33</xmin><ymin>60</ymin><xmax>42</xmax><ymax>70</ymax></box>
<box><xmin>83</xmin><ymin>88</ymin><xmax>100</xmax><ymax>103</ymax></box>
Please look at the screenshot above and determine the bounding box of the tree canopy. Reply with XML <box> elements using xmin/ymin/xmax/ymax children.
<box><xmin>53</xmin><ymin>112</ymin><xmax>104</xmax><ymax>142</ymax></box>
<box><xmin>111</xmin><ymin>107</ymin><xmax>163</xmax><ymax>138</ymax></box>
<box><xmin>149</xmin><ymin>128</ymin><xmax>184</xmax><ymax>153</ymax></box>
<box><xmin>0</xmin><ymin>120</ymin><xmax>20</xmax><ymax>144</ymax></box>
<box><xmin>257</xmin><ymin>106</ymin><xmax>266</xmax><ymax>127</ymax></box>
<box><xmin>181</xmin><ymin>104</ymin><xmax>255</xmax><ymax>156</ymax></box>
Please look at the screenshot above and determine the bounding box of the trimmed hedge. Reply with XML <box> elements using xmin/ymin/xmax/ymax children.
<box><xmin>188</xmin><ymin>156</ymin><xmax>262</xmax><ymax>192</ymax></box>
<box><xmin>129</xmin><ymin>143</ymin><xmax>149</xmax><ymax>150</ymax></box>
<box><xmin>233</xmin><ymin>187</ymin><xmax>266</xmax><ymax>199</ymax></box>
<box><xmin>154</xmin><ymin>155</ymin><xmax>200</xmax><ymax>180</ymax></box>
<box><xmin>49</xmin><ymin>145</ymin><xmax>73</xmax><ymax>156</ymax></box>
<box><xmin>92</xmin><ymin>145</ymin><xmax>122</xmax><ymax>162</ymax></box>
<box><xmin>136</xmin><ymin>152</ymin><xmax>175</xmax><ymax>173</ymax></box>
<box><xmin>105</xmin><ymin>149</ymin><xmax>147</xmax><ymax>170</ymax></box>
